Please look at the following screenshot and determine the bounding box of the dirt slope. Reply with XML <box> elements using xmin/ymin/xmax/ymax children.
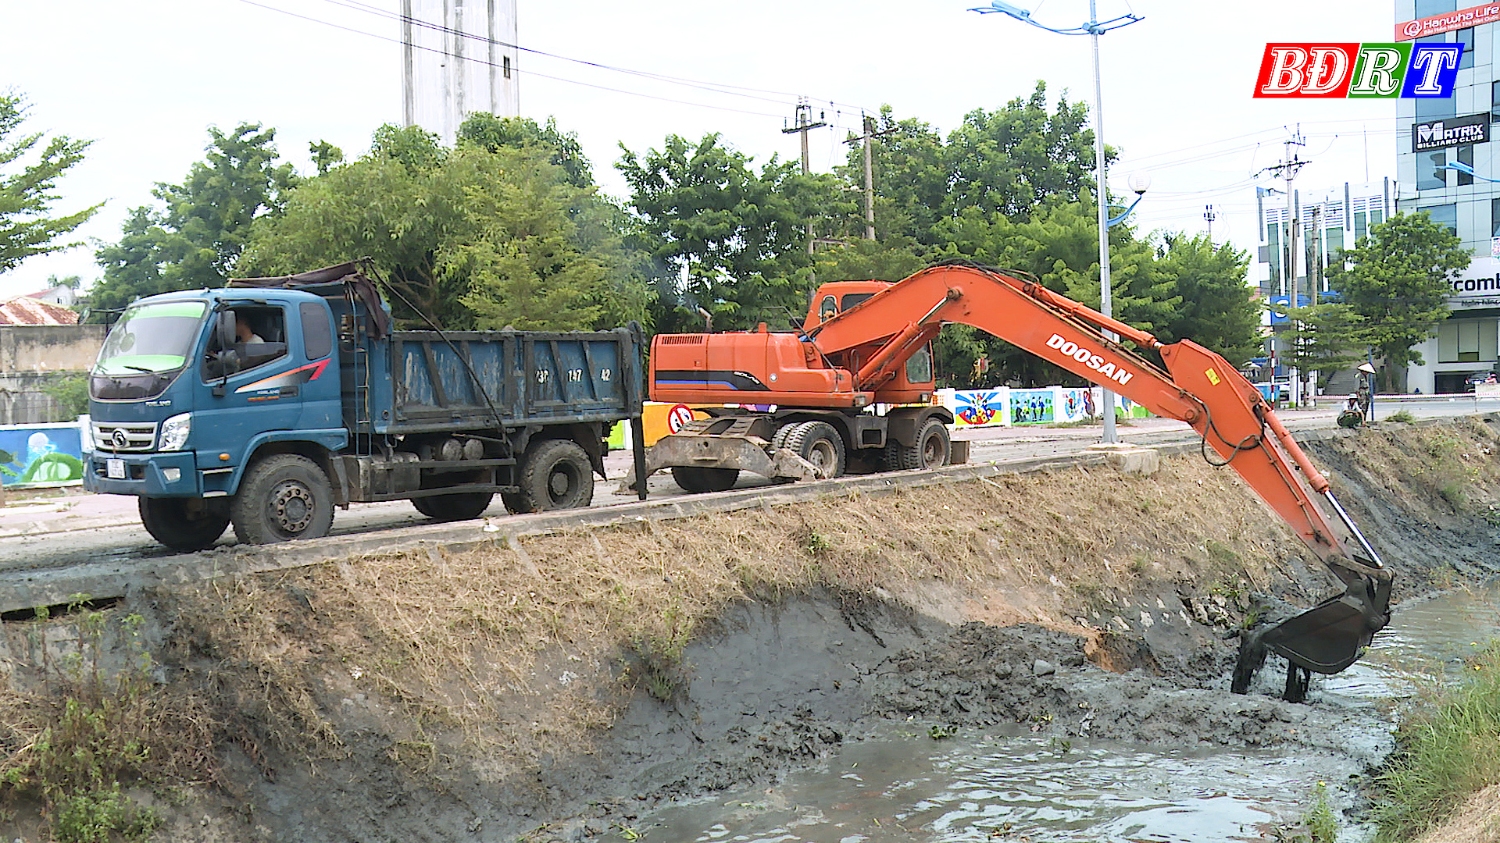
<box><xmin>3</xmin><ymin>417</ymin><xmax>1500</xmax><ymax>842</ymax></box>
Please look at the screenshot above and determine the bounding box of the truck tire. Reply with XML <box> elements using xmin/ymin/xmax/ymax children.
<box><xmin>786</xmin><ymin>420</ymin><xmax>845</xmax><ymax>479</ymax></box>
<box><xmin>138</xmin><ymin>497</ymin><xmax>230</xmax><ymax>552</ymax></box>
<box><xmin>412</xmin><ymin>492</ymin><xmax>494</xmax><ymax>522</ymax></box>
<box><xmin>231</xmin><ymin>454</ymin><xmax>335</xmax><ymax>544</ymax></box>
<box><xmin>671</xmin><ymin>466</ymin><xmax>740</xmax><ymax>493</ymax></box>
<box><xmin>508</xmin><ymin>439</ymin><xmax>593</xmax><ymax>513</ymax></box>
<box><xmin>884</xmin><ymin>418</ymin><xmax>950</xmax><ymax>471</ymax></box>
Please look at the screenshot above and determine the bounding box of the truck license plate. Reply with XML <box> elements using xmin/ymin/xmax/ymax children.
<box><xmin>106</xmin><ymin>459</ymin><xmax>125</xmax><ymax>479</ymax></box>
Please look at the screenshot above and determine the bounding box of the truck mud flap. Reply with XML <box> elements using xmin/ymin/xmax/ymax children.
<box><xmin>628</xmin><ymin>434</ymin><xmax>819</xmax><ymax>489</ymax></box>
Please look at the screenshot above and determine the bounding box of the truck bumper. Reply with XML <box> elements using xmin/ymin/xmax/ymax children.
<box><xmin>82</xmin><ymin>451</ymin><xmax>201</xmax><ymax>497</ymax></box>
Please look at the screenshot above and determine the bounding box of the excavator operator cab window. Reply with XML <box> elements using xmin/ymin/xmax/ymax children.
<box><xmin>906</xmin><ymin>345</ymin><xmax>934</xmax><ymax>385</ymax></box>
<box><xmin>840</xmin><ymin>293</ymin><xmax>875</xmax><ymax>311</ymax></box>
<box><xmin>818</xmin><ymin>295</ymin><xmax>838</xmax><ymax>323</ymax></box>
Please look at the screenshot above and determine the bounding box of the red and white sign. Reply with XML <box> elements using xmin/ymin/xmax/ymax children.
<box><xmin>1397</xmin><ymin>2</ymin><xmax>1500</xmax><ymax>41</ymax></box>
<box><xmin>666</xmin><ymin>404</ymin><xmax>695</xmax><ymax>433</ymax></box>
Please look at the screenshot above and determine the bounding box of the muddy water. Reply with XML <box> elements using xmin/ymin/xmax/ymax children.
<box><xmin>637</xmin><ymin>583</ymin><xmax>1500</xmax><ymax>842</ymax></box>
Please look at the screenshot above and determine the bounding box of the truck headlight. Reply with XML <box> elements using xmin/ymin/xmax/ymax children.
<box><xmin>158</xmin><ymin>413</ymin><xmax>191</xmax><ymax>452</ymax></box>
<box><xmin>79</xmin><ymin>415</ymin><xmax>94</xmax><ymax>454</ymax></box>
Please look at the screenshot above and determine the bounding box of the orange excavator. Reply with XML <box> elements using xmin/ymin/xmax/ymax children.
<box><xmin>645</xmin><ymin>260</ymin><xmax>1392</xmax><ymax>701</ymax></box>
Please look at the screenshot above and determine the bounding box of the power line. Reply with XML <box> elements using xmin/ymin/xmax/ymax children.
<box><xmin>233</xmin><ymin>0</ymin><xmax>792</xmax><ymax>119</ymax></box>
<box><xmin>321</xmin><ymin>0</ymin><xmax>876</xmax><ymax>115</ymax></box>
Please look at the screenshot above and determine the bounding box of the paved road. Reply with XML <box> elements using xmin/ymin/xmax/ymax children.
<box><xmin>0</xmin><ymin>397</ymin><xmax>1485</xmax><ymax>571</ymax></box>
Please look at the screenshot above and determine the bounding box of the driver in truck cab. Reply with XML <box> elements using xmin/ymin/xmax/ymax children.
<box><xmin>234</xmin><ymin>312</ymin><xmax>263</xmax><ymax>345</ymax></box>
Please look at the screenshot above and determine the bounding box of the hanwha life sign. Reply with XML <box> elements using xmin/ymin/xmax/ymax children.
<box><xmin>1397</xmin><ymin>2</ymin><xmax>1500</xmax><ymax>41</ymax></box>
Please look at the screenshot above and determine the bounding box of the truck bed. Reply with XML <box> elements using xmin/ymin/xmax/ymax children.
<box><xmin>362</xmin><ymin>328</ymin><xmax>644</xmax><ymax>434</ymax></box>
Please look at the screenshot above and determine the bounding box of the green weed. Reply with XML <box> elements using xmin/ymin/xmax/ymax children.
<box><xmin>1384</xmin><ymin>409</ymin><xmax>1416</xmax><ymax>424</ymax></box>
<box><xmin>1373</xmin><ymin>642</ymin><xmax>1500</xmax><ymax>841</ymax></box>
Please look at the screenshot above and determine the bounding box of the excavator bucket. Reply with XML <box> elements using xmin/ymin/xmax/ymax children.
<box><xmin>1232</xmin><ymin>569</ymin><xmax>1391</xmax><ymax>702</ymax></box>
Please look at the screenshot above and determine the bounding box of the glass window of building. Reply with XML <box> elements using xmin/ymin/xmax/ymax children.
<box><xmin>1459</xmin><ymin>145</ymin><xmax>1475</xmax><ymax>186</ymax></box>
<box><xmin>1493</xmin><ymin>81</ymin><xmax>1500</xmax><ymax>122</ymax></box>
<box><xmin>1423</xmin><ymin>203</ymin><xmax>1459</xmax><ymax>234</ymax></box>
<box><xmin>1370</xmin><ymin>206</ymin><xmax>1384</xmax><ymax>226</ymax></box>
<box><xmin>1492</xmin><ymin>197</ymin><xmax>1500</xmax><ymax>237</ymax></box>
<box><xmin>1415</xmin><ymin>0</ymin><xmax>1455</xmax><ymax>15</ymax></box>
<box><xmin>1355</xmin><ymin>211</ymin><xmax>1368</xmax><ymax>243</ymax></box>
<box><xmin>1417</xmin><ymin>91</ymin><xmax>1456</xmax><ymax>121</ymax></box>
<box><xmin>1325</xmin><ymin>225</ymin><xmax>1344</xmax><ymax>256</ymax></box>
<box><xmin>1420</xmin><ymin>150</ymin><xmax>1448</xmax><ymax>190</ymax></box>
<box><xmin>1459</xmin><ymin>28</ymin><xmax>1475</xmax><ymax>69</ymax></box>
<box><xmin>1438</xmin><ymin>320</ymin><xmax>1498</xmax><ymax>363</ymax></box>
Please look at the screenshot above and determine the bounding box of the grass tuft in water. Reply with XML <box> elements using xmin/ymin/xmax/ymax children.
<box><xmin>1373</xmin><ymin>641</ymin><xmax>1500</xmax><ymax>842</ymax></box>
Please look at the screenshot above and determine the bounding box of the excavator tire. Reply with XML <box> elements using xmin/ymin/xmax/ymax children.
<box><xmin>671</xmin><ymin>466</ymin><xmax>740</xmax><ymax>493</ymax></box>
<box><xmin>884</xmin><ymin>418</ymin><xmax>950</xmax><ymax>472</ymax></box>
<box><xmin>785</xmin><ymin>420</ymin><xmax>846</xmax><ymax>479</ymax></box>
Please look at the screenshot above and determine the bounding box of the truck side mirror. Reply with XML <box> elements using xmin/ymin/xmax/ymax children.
<box><xmin>216</xmin><ymin>309</ymin><xmax>236</xmax><ymax>351</ymax></box>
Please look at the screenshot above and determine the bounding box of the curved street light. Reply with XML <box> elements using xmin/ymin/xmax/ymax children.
<box><xmin>970</xmin><ymin>0</ymin><xmax>1144</xmax><ymax>444</ymax></box>
<box><xmin>1107</xmin><ymin>171</ymin><xmax>1152</xmax><ymax>227</ymax></box>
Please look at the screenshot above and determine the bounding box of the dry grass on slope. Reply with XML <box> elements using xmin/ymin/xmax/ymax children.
<box><xmin>170</xmin><ymin>453</ymin><xmax>1311</xmax><ymax>779</ymax></box>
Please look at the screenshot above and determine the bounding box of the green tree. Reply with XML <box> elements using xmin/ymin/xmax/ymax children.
<box><xmin>1154</xmin><ymin>233</ymin><xmax>1261</xmax><ymax>365</ymax></box>
<box><xmin>242</xmin><ymin>124</ymin><xmax>648</xmax><ymax>332</ymax></box>
<box><xmin>0</xmin><ymin>93</ymin><xmax>100</xmax><ymax>274</ymax></box>
<box><xmin>309</xmin><ymin>140</ymin><xmax>344</xmax><ymax>175</ymax></box>
<box><xmin>1332</xmin><ymin>211</ymin><xmax>1470</xmax><ymax>391</ymax></box>
<box><xmin>89</xmin><ymin>123</ymin><xmax>296</xmax><ymax>313</ymax></box>
<box><xmin>943</xmin><ymin>82</ymin><xmax>1107</xmax><ymax>223</ymax></box>
<box><xmin>618</xmin><ymin>133</ymin><xmax>836</xmax><ymax>333</ymax></box>
<box><xmin>1274</xmin><ymin>301</ymin><xmax>1372</xmax><ymax>391</ymax></box>
<box><xmin>458</xmin><ymin>112</ymin><xmax>593</xmax><ymax>188</ymax></box>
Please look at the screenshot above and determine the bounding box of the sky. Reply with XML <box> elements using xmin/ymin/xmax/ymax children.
<box><xmin>0</xmin><ymin>0</ymin><xmax>1404</xmax><ymax>301</ymax></box>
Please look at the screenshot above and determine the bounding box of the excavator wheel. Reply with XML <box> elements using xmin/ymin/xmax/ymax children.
<box><xmin>671</xmin><ymin>466</ymin><xmax>740</xmax><ymax>493</ymax></box>
<box><xmin>785</xmin><ymin>421</ymin><xmax>846</xmax><ymax>479</ymax></box>
<box><xmin>883</xmin><ymin>418</ymin><xmax>950</xmax><ymax>472</ymax></box>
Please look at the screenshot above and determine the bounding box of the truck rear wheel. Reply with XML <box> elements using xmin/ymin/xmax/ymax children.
<box><xmin>884</xmin><ymin>418</ymin><xmax>950</xmax><ymax>471</ymax></box>
<box><xmin>786</xmin><ymin>421</ymin><xmax>845</xmax><ymax>479</ymax></box>
<box><xmin>671</xmin><ymin>466</ymin><xmax>740</xmax><ymax>493</ymax></box>
<box><xmin>138</xmin><ymin>497</ymin><xmax>230</xmax><ymax>552</ymax></box>
<box><xmin>412</xmin><ymin>492</ymin><xmax>494</xmax><ymax>522</ymax></box>
<box><xmin>507</xmin><ymin>439</ymin><xmax>593</xmax><ymax>513</ymax></box>
<box><xmin>231</xmin><ymin>454</ymin><xmax>335</xmax><ymax>544</ymax></box>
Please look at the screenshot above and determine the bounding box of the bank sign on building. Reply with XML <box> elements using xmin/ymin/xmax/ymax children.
<box><xmin>1410</xmin><ymin>257</ymin><xmax>1500</xmax><ymax>393</ymax></box>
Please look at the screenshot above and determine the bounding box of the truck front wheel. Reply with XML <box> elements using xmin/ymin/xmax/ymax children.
<box><xmin>506</xmin><ymin>439</ymin><xmax>594</xmax><ymax>513</ymax></box>
<box><xmin>138</xmin><ymin>497</ymin><xmax>230</xmax><ymax>552</ymax></box>
<box><xmin>412</xmin><ymin>492</ymin><xmax>494</xmax><ymax>521</ymax></box>
<box><xmin>231</xmin><ymin>454</ymin><xmax>335</xmax><ymax>544</ymax></box>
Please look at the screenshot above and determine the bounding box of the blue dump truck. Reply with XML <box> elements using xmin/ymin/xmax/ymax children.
<box><xmin>83</xmin><ymin>262</ymin><xmax>647</xmax><ymax>551</ymax></box>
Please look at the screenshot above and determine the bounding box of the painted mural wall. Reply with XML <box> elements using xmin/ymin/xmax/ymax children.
<box><xmin>0</xmin><ymin>421</ymin><xmax>85</xmax><ymax>486</ymax></box>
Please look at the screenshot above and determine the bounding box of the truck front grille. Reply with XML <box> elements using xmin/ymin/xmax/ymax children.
<box><xmin>92</xmin><ymin>421</ymin><xmax>158</xmax><ymax>453</ymax></box>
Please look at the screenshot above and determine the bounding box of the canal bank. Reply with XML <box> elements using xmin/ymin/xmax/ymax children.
<box><xmin>2</xmin><ymin>417</ymin><xmax>1498</xmax><ymax>842</ymax></box>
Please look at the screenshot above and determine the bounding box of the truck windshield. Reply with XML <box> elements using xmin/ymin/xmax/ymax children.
<box><xmin>94</xmin><ymin>301</ymin><xmax>207</xmax><ymax>376</ymax></box>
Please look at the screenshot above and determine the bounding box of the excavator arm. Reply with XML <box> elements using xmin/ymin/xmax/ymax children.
<box><xmin>810</xmin><ymin>261</ymin><xmax>1392</xmax><ymax>700</ymax></box>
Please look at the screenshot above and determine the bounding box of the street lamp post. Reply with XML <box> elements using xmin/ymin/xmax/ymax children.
<box><xmin>972</xmin><ymin>0</ymin><xmax>1143</xmax><ymax>444</ymax></box>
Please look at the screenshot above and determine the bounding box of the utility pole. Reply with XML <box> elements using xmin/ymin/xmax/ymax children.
<box><xmin>782</xmin><ymin>98</ymin><xmax>827</xmax><ymax>254</ymax></box>
<box><xmin>1203</xmin><ymin>204</ymin><xmax>1216</xmax><ymax>244</ymax></box>
<box><xmin>1264</xmin><ymin>129</ymin><xmax>1307</xmax><ymax>406</ymax></box>
<box><xmin>844</xmin><ymin>115</ymin><xmax>888</xmax><ymax>241</ymax></box>
<box><xmin>781</xmin><ymin>98</ymin><xmax>826</xmax><ymax>175</ymax></box>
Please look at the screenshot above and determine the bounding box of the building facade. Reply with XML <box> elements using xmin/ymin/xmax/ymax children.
<box><xmin>400</xmin><ymin>0</ymin><xmax>520</xmax><ymax>145</ymax></box>
<box><xmin>1396</xmin><ymin>0</ymin><xmax>1500</xmax><ymax>393</ymax></box>
<box><xmin>1253</xmin><ymin>181</ymin><xmax>1396</xmax><ymax>391</ymax></box>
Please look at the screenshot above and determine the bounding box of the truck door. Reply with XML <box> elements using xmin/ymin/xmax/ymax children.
<box><xmin>196</xmin><ymin>302</ymin><xmax>324</xmax><ymax>482</ymax></box>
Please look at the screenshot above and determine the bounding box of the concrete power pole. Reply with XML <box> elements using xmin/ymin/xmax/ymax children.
<box><xmin>783</xmin><ymin>99</ymin><xmax>826</xmax><ymax>254</ymax></box>
<box><xmin>862</xmin><ymin>115</ymin><xmax>876</xmax><ymax>240</ymax></box>
<box><xmin>1203</xmin><ymin>204</ymin><xmax>1216</xmax><ymax>244</ymax></box>
<box><xmin>1265</xmin><ymin>130</ymin><xmax>1307</xmax><ymax>405</ymax></box>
